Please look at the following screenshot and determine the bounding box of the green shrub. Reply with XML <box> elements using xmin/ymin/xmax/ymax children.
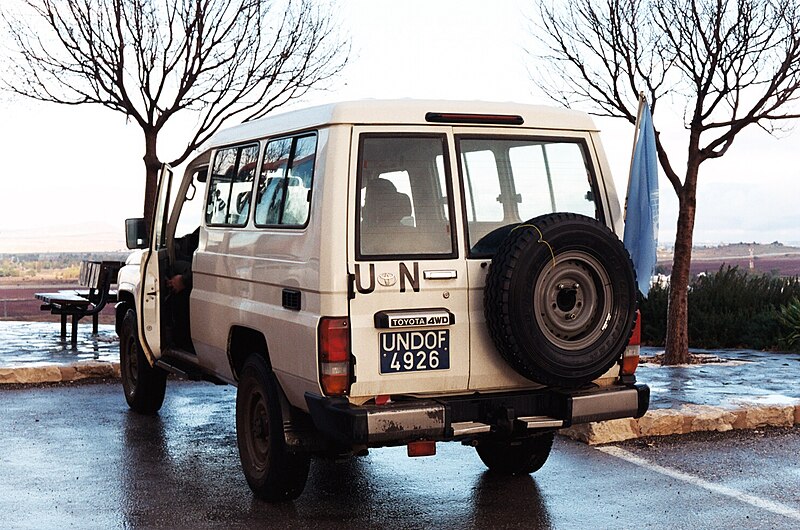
<box><xmin>639</xmin><ymin>266</ymin><xmax>800</xmax><ymax>350</ymax></box>
<box><xmin>638</xmin><ymin>282</ymin><xmax>668</xmax><ymax>345</ymax></box>
<box><xmin>778</xmin><ymin>299</ymin><xmax>800</xmax><ymax>351</ymax></box>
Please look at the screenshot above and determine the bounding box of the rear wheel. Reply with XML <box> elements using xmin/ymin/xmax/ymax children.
<box><xmin>236</xmin><ymin>354</ymin><xmax>310</xmax><ymax>502</ymax></box>
<box><xmin>120</xmin><ymin>309</ymin><xmax>167</xmax><ymax>414</ymax></box>
<box><xmin>476</xmin><ymin>432</ymin><xmax>555</xmax><ymax>476</ymax></box>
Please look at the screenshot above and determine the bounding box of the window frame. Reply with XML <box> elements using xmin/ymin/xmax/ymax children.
<box><xmin>355</xmin><ymin>132</ymin><xmax>458</xmax><ymax>261</ymax></box>
<box><xmin>455</xmin><ymin>134</ymin><xmax>605</xmax><ymax>258</ymax></box>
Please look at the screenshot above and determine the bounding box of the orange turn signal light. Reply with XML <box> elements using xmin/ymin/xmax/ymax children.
<box><xmin>407</xmin><ymin>440</ymin><xmax>436</xmax><ymax>457</ymax></box>
<box><xmin>621</xmin><ymin>346</ymin><xmax>640</xmax><ymax>375</ymax></box>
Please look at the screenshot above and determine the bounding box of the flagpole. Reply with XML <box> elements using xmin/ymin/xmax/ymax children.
<box><xmin>624</xmin><ymin>92</ymin><xmax>647</xmax><ymax>222</ymax></box>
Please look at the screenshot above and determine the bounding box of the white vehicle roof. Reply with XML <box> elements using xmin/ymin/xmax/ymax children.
<box><xmin>208</xmin><ymin>99</ymin><xmax>598</xmax><ymax>148</ymax></box>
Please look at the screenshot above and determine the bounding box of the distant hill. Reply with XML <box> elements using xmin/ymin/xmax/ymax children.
<box><xmin>0</xmin><ymin>222</ymin><xmax>125</xmax><ymax>253</ymax></box>
<box><xmin>658</xmin><ymin>242</ymin><xmax>800</xmax><ymax>277</ymax></box>
<box><xmin>0</xmin><ymin>251</ymin><xmax>131</xmax><ymax>284</ymax></box>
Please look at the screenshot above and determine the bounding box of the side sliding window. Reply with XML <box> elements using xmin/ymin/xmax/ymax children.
<box><xmin>205</xmin><ymin>143</ymin><xmax>259</xmax><ymax>226</ymax></box>
<box><xmin>254</xmin><ymin>133</ymin><xmax>318</xmax><ymax>227</ymax></box>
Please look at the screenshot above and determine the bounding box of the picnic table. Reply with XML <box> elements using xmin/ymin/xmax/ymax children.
<box><xmin>35</xmin><ymin>260</ymin><xmax>124</xmax><ymax>348</ymax></box>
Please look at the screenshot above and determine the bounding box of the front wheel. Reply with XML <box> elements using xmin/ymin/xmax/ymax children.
<box><xmin>119</xmin><ymin>308</ymin><xmax>167</xmax><ymax>414</ymax></box>
<box><xmin>236</xmin><ymin>354</ymin><xmax>310</xmax><ymax>502</ymax></box>
<box><xmin>476</xmin><ymin>432</ymin><xmax>555</xmax><ymax>476</ymax></box>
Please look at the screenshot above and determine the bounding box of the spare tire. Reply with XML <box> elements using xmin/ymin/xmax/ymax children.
<box><xmin>484</xmin><ymin>213</ymin><xmax>637</xmax><ymax>387</ymax></box>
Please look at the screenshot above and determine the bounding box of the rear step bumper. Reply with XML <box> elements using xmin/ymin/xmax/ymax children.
<box><xmin>305</xmin><ymin>383</ymin><xmax>650</xmax><ymax>448</ymax></box>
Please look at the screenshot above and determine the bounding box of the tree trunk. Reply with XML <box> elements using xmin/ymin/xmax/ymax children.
<box><xmin>142</xmin><ymin>130</ymin><xmax>161</xmax><ymax>233</ymax></box>
<box><xmin>664</xmin><ymin>163</ymin><xmax>699</xmax><ymax>364</ymax></box>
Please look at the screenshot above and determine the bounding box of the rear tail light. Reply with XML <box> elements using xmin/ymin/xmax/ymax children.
<box><xmin>621</xmin><ymin>310</ymin><xmax>641</xmax><ymax>375</ymax></box>
<box><xmin>319</xmin><ymin>317</ymin><xmax>351</xmax><ymax>396</ymax></box>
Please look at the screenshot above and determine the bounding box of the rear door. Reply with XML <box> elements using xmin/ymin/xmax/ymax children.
<box><xmin>454</xmin><ymin>128</ymin><xmax>606</xmax><ymax>390</ymax></box>
<box><xmin>347</xmin><ymin>127</ymin><xmax>469</xmax><ymax>397</ymax></box>
<box><xmin>139</xmin><ymin>165</ymin><xmax>173</xmax><ymax>361</ymax></box>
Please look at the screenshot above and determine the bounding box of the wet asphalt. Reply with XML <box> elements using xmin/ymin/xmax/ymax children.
<box><xmin>3</xmin><ymin>320</ymin><xmax>800</xmax><ymax>413</ymax></box>
<box><xmin>0</xmin><ymin>321</ymin><xmax>118</xmax><ymax>367</ymax></box>
<box><xmin>2</xmin><ymin>380</ymin><xmax>798</xmax><ymax>529</ymax></box>
<box><xmin>642</xmin><ymin>349</ymin><xmax>800</xmax><ymax>410</ymax></box>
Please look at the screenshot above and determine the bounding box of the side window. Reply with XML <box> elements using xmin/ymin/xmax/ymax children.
<box><xmin>283</xmin><ymin>135</ymin><xmax>316</xmax><ymax>225</ymax></box>
<box><xmin>357</xmin><ymin>135</ymin><xmax>455</xmax><ymax>258</ymax></box>
<box><xmin>205</xmin><ymin>143</ymin><xmax>259</xmax><ymax>226</ymax></box>
<box><xmin>173</xmin><ymin>169</ymin><xmax>205</xmax><ymax>236</ymax></box>
<box><xmin>255</xmin><ymin>138</ymin><xmax>291</xmax><ymax>225</ymax></box>
<box><xmin>254</xmin><ymin>134</ymin><xmax>317</xmax><ymax>227</ymax></box>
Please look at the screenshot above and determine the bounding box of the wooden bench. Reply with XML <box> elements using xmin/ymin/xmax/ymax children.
<box><xmin>35</xmin><ymin>260</ymin><xmax>124</xmax><ymax>348</ymax></box>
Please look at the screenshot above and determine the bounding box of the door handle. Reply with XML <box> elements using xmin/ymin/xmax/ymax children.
<box><xmin>423</xmin><ymin>269</ymin><xmax>457</xmax><ymax>280</ymax></box>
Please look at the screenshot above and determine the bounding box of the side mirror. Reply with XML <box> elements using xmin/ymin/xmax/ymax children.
<box><xmin>125</xmin><ymin>218</ymin><xmax>149</xmax><ymax>249</ymax></box>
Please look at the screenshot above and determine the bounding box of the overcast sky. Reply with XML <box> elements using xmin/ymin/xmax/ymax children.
<box><xmin>1</xmin><ymin>0</ymin><xmax>798</xmax><ymax>253</ymax></box>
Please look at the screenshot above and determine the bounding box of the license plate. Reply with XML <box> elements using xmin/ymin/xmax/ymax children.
<box><xmin>380</xmin><ymin>330</ymin><xmax>450</xmax><ymax>374</ymax></box>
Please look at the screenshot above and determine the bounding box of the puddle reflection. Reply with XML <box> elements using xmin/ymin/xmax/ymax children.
<box><xmin>469</xmin><ymin>472</ymin><xmax>552</xmax><ymax>529</ymax></box>
<box><xmin>0</xmin><ymin>320</ymin><xmax>118</xmax><ymax>366</ymax></box>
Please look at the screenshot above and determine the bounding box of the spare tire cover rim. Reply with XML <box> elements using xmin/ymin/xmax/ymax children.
<box><xmin>533</xmin><ymin>250</ymin><xmax>613</xmax><ymax>351</ymax></box>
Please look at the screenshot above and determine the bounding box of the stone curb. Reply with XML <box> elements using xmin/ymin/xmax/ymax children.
<box><xmin>0</xmin><ymin>362</ymin><xmax>121</xmax><ymax>385</ymax></box>
<box><xmin>560</xmin><ymin>403</ymin><xmax>800</xmax><ymax>444</ymax></box>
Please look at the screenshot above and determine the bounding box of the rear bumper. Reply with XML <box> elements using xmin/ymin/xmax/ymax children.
<box><xmin>305</xmin><ymin>383</ymin><xmax>650</xmax><ymax>448</ymax></box>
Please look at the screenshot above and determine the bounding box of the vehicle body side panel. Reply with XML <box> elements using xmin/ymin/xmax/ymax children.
<box><xmin>190</xmin><ymin>127</ymin><xmax>350</xmax><ymax>409</ymax></box>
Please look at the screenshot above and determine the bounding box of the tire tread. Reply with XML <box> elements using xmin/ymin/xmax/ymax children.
<box><xmin>484</xmin><ymin>213</ymin><xmax>637</xmax><ymax>387</ymax></box>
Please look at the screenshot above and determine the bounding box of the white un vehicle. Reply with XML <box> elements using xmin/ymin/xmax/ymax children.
<box><xmin>117</xmin><ymin>100</ymin><xmax>649</xmax><ymax>501</ymax></box>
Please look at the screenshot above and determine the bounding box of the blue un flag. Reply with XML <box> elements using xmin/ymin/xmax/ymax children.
<box><xmin>623</xmin><ymin>100</ymin><xmax>659</xmax><ymax>296</ymax></box>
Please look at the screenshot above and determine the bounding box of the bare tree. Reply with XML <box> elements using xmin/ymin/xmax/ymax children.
<box><xmin>532</xmin><ymin>0</ymin><xmax>800</xmax><ymax>364</ymax></box>
<box><xmin>2</xmin><ymin>0</ymin><xmax>348</xmax><ymax>226</ymax></box>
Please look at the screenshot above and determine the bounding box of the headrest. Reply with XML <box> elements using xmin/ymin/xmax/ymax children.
<box><xmin>363</xmin><ymin>178</ymin><xmax>412</xmax><ymax>224</ymax></box>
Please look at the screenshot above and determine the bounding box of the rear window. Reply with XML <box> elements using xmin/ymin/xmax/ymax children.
<box><xmin>458</xmin><ymin>137</ymin><xmax>600</xmax><ymax>256</ymax></box>
<box><xmin>356</xmin><ymin>135</ymin><xmax>456</xmax><ymax>259</ymax></box>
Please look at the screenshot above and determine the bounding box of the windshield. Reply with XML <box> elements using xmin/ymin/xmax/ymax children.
<box><xmin>458</xmin><ymin>137</ymin><xmax>600</xmax><ymax>256</ymax></box>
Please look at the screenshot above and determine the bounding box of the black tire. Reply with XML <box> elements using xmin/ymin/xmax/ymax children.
<box><xmin>476</xmin><ymin>432</ymin><xmax>555</xmax><ymax>475</ymax></box>
<box><xmin>485</xmin><ymin>213</ymin><xmax>637</xmax><ymax>387</ymax></box>
<box><xmin>236</xmin><ymin>354</ymin><xmax>310</xmax><ymax>502</ymax></box>
<box><xmin>119</xmin><ymin>309</ymin><xmax>167</xmax><ymax>414</ymax></box>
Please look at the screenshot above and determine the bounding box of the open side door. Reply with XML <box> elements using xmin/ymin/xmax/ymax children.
<box><xmin>138</xmin><ymin>165</ymin><xmax>174</xmax><ymax>362</ymax></box>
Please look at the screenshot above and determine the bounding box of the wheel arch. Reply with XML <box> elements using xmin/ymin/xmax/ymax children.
<box><xmin>115</xmin><ymin>290</ymin><xmax>136</xmax><ymax>336</ymax></box>
<box><xmin>228</xmin><ymin>327</ymin><xmax>298</xmax><ymax>432</ymax></box>
<box><xmin>228</xmin><ymin>325</ymin><xmax>271</xmax><ymax>382</ymax></box>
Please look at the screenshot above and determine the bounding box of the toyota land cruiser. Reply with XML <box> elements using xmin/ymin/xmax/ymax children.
<box><xmin>117</xmin><ymin>100</ymin><xmax>649</xmax><ymax>501</ymax></box>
